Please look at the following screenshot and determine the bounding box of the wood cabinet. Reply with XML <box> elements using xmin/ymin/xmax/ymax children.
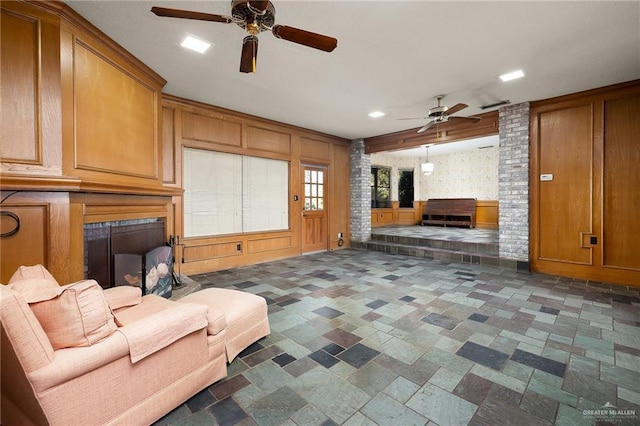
<box><xmin>531</xmin><ymin>80</ymin><xmax>640</xmax><ymax>286</ymax></box>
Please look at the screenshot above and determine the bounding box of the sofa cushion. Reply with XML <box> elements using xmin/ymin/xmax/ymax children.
<box><xmin>177</xmin><ymin>293</ymin><xmax>227</xmax><ymax>336</ymax></box>
<box><xmin>29</xmin><ymin>280</ymin><xmax>117</xmax><ymax>350</ymax></box>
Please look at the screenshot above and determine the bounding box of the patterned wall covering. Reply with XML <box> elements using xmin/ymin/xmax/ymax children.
<box><xmin>370</xmin><ymin>144</ymin><xmax>499</xmax><ymax>201</ymax></box>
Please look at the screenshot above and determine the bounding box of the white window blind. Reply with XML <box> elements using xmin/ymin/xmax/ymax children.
<box><xmin>243</xmin><ymin>156</ymin><xmax>289</xmax><ymax>232</ymax></box>
<box><xmin>183</xmin><ymin>148</ymin><xmax>289</xmax><ymax>237</ymax></box>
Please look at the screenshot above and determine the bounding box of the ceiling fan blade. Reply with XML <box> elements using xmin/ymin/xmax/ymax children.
<box><xmin>417</xmin><ymin>121</ymin><xmax>436</xmax><ymax>133</ymax></box>
<box><xmin>240</xmin><ymin>36</ymin><xmax>259</xmax><ymax>73</ymax></box>
<box><xmin>397</xmin><ymin>117</ymin><xmax>427</xmax><ymax>121</ymax></box>
<box><xmin>447</xmin><ymin>116</ymin><xmax>482</xmax><ymax>124</ymax></box>
<box><xmin>443</xmin><ymin>103</ymin><xmax>468</xmax><ymax>116</ymax></box>
<box><xmin>247</xmin><ymin>1</ymin><xmax>270</xmax><ymax>14</ymax></box>
<box><xmin>151</xmin><ymin>7</ymin><xmax>232</xmax><ymax>23</ymax></box>
<box><xmin>272</xmin><ymin>25</ymin><xmax>337</xmax><ymax>52</ymax></box>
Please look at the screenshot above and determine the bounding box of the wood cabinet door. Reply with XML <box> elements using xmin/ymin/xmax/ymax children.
<box><xmin>301</xmin><ymin>166</ymin><xmax>327</xmax><ymax>253</ymax></box>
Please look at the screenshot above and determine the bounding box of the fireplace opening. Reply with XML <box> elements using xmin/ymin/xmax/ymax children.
<box><xmin>84</xmin><ymin>219</ymin><xmax>175</xmax><ymax>298</ymax></box>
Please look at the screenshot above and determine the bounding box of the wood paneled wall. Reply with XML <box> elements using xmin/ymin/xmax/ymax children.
<box><xmin>1</xmin><ymin>1</ymin><xmax>350</xmax><ymax>282</ymax></box>
<box><xmin>1</xmin><ymin>1</ymin><xmax>174</xmax><ymax>284</ymax></box>
<box><xmin>531</xmin><ymin>80</ymin><xmax>640</xmax><ymax>287</ymax></box>
<box><xmin>1</xmin><ymin>2</ymin><xmax>62</xmax><ymax>176</ymax></box>
<box><xmin>162</xmin><ymin>95</ymin><xmax>350</xmax><ymax>276</ymax></box>
<box><xmin>59</xmin><ymin>6</ymin><xmax>167</xmax><ymax>194</ymax></box>
<box><xmin>1</xmin><ymin>1</ymin><xmax>169</xmax><ymax>195</ymax></box>
<box><xmin>371</xmin><ymin>200</ymin><xmax>498</xmax><ymax>229</ymax></box>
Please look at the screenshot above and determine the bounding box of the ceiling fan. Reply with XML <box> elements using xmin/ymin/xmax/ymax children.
<box><xmin>399</xmin><ymin>95</ymin><xmax>482</xmax><ymax>133</ymax></box>
<box><xmin>151</xmin><ymin>1</ymin><xmax>337</xmax><ymax>73</ymax></box>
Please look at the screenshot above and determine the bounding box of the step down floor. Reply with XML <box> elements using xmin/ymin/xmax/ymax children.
<box><xmin>355</xmin><ymin>225</ymin><xmax>512</xmax><ymax>268</ymax></box>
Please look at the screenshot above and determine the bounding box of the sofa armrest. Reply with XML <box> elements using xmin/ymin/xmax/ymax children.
<box><xmin>117</xmin><ymin>302</ymin><xmax>208</xmax><ymax>363</ymax></box>
<box><xmin>103</xmin><ymin>286</ymin><xmax>142</xmax><ymax>311</ymax></box>
<box><xmin>28</xmin><ymin>331</ymin><xmax>130</xmax><ymax>393</ymax></box>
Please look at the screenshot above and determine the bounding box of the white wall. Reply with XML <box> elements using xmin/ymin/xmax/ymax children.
<box><xmin>370</xmin><ymin>142</ymin><xmax>499</xmax><ymax>201</ymax></box>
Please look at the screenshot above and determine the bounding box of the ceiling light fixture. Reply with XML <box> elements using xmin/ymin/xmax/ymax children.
<box><xmin>421</xmin><ymin>145</ymin><xmax>434</xmax><ymax>175</ymax></box>
<box><xmin>499</xmin><ymin>69</ymin><xmax>525</xmax><ymax>82</ymax></box>
<box><xmin>181</xmin><ymin>35</ymin><xmax>212</xmax><ymax>54</ymax></box>
<box><xmin>368</xmin><ymin>111</ymin><xmax>385</xmax><ymax>118</ymax></box>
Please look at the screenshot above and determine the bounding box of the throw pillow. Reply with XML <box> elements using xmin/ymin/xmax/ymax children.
<box><xmin>8</xmin><ymin>264</ymin><xmax>60</xmax><ymax>285</ymax></box>
<box><xmin>29</xmin><ymin>280</ymin><xmax>117</xmax><ymax>350</ymax></box>
<box><xmin>7</xmin><ymin>264</ymin><xmax>60</xmax><ymax>303</ymax></box>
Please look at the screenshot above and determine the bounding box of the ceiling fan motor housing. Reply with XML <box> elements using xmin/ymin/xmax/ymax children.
<box><xmin>231</xmin><ymin>0</ymin><xmax>275</xmax><ymax>34</ymax></box>
<box><xmin>428</xmin><ymin>106</ymin><xmax>447</xmax><ymax>118</ymax></box>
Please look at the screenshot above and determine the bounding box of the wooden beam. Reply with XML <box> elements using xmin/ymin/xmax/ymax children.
<box><xmin>364</xmin><ymin>110</ymin><xmax>499</xmax><ymax>154</ymax></box>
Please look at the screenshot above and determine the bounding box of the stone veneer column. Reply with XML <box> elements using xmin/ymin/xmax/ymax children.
<box><xmin>498</xmin><ymin>102</ymin><xmax>530</xmax><ymax>267</ymax></box>
<box><xmin>349</xmin><ymin>139</ymin><xmax>371</xmax><ymax>243</ymax></box>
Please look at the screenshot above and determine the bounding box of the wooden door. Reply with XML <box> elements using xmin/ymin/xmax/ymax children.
<box><xmin>536</xmin><ymin>104</ymin><xmax>594</xmax><ymax>266</ymax></box>
<box><xmin>531</xmin><ymin>84</ymin><xmax>640</xmax><ymax>286</ymax></box>
<box><xmin>301</xmin><ymin>166</ymin><xmax>327</xmax><ymax>253</ymax></box>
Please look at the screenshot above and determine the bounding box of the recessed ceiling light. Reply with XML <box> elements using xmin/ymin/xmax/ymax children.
<box><xmin>181</xmin><ymin>35</ymin><xmax>211</xmax><ymax>54</ymax></box>
<box><xmin>368</xmin><ymin>111</ymin><xmax>385</xmax><ymax>118</ymax></box>
<box><xmin>499</xmin><ymin>69</ymin><xmax>525</xmax><ymax>82</ymax></box>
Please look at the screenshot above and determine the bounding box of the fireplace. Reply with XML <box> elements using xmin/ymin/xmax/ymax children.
<box><xmin>84</xmin><ymin>219</ymin><xmax>174</xmax><ymax>297</ymax></box>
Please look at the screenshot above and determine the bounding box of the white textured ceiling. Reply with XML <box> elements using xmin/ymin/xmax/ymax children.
<box><xmin>65</xmin><ymin>1</ymin><xmax>640</xmax><ymax>140</ymax></box>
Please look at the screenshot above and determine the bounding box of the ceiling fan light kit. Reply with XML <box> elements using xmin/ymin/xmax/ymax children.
<box><xmin>151</xmin><ymin>1</ymin><xmax>337</xmax><ymax>73</ymax></box>
<box><xmin>240</xmin><ymin>36</ymin><xmax>259</xmax><ymax>73</ymax></box>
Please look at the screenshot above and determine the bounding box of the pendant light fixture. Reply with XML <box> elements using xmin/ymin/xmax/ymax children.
<box><xmin>421</xmin><ymin>145</ymin><xmax>434</xmax><ymax>175</ymax></box>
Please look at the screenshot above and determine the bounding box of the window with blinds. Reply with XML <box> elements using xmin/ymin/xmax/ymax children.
<box><xmin>183</xmin><ymin>148</ymin><xmax>289</xmax><ymax>237</ymax></box>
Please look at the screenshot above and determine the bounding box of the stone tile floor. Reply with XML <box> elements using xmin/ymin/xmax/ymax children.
<box><xmin>371</xmin><ymin>226</ymin><xmax>499</xmax><ymax>244</ymax></box>
<box><xmin>156</xmin><ymin>249</ymin><xmax>640</xmax><ymax>425</ymax></box>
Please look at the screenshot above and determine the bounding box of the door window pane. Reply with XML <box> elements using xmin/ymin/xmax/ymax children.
<box><xmin>304</xmin><ymin>167</ymin><xmax>325</xmax><ymax>211</ymax></box>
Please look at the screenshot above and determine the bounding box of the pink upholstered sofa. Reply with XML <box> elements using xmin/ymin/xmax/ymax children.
<box><xmin>0</xmin><ymin>265</ymin><xmax>270</xmax><ymax>425</ymax></box>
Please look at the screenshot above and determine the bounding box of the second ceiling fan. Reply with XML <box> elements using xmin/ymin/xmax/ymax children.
<box><xmin>399</xmin><ymin>95</ymin><xmax>482</xmax><ymax>133</ymax></box>
<box><xmin>151</xmin><ymin>1</ymin><xmax>338</xmax><ymax>73</ymax></box>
